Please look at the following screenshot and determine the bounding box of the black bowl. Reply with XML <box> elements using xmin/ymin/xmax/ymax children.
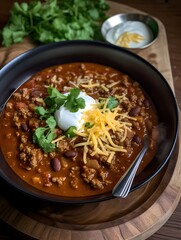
<box><xmin>0</xmin><ymin>40</ymin><xmax>179</xmax><ymax>204</ymax></box>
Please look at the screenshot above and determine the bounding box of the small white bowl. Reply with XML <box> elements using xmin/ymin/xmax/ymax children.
<box><xmin>101</xmin><ymin>13</ymin><xmax>159</xmax><ymax>52</ymax></box>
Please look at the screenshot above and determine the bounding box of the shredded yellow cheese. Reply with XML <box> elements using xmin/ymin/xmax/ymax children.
<box><xmin>107</xmin><ymin>81</ymin><xmax>120</xmax><ymax>88</ymax></box>
<box><xmin>74</xmin><ymin>100</ymin><xmax>136</xmax><ymax>164</ymax></box>
<box><xmin>52</xmin><ymin>72</ymin><xmax>137</xmax><ymax>164</ymax></box>
<box><xmin>82</xmin><ymin>83</ymin><xmax>100</xmax><ymax>88</ymax></box>
<box><xmin>115</xmin><ymin>32</ymin><xmax>145</xmax><ymax>48</ymax></box>
<box><xmin>72</xmin><ymin>74</ymin><xmax>122</xmax><ymax>93</ymax></box>
<box><xmin>107</xmin><ymin>152</ymin><xmax>115</xmax><ymax>163</ymax></box>
<box><xmin>52</xmin><ymin>135</ymin><xmax>65</xmax><ymax>143</ymax></box>
<box><xmin>81</xmin><ymin>78</ymin><xmax>100</xmax><ymax>88</ymax></box>
<box><xmin>83</xmin><ymin>145</ymin><xmax>88</xmax><ymax>164</ymax></box>
<box><xmin>100</xmin><ymin>84</ymin><xmax>109</xmax><ymax>92</ymax></box>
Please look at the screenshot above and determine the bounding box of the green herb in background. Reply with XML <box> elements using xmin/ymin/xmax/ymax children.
<box><xmin>1</xmin><ymin>0</ymin><xmax>109</xmax><ymax>46</ymax></box>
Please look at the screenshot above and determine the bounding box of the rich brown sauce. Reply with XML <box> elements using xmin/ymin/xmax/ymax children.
<box><xmin>0</xmin><ymin>62</ymin><xmax>159</xmax><ymax>197</ymax></box>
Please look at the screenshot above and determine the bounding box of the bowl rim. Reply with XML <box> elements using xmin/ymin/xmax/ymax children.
<box><xmin>0</xmin><ymin>40</ymin><xmax>179</xmax><ymax>204</ymax></box>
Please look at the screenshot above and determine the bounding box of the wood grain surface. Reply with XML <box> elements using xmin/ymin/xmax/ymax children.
<box><xmin>0</xmin><ymin>0</ymin><xmax>181</xmax><ymax>240</ymax></box>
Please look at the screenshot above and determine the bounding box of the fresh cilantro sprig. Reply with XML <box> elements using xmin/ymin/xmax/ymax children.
<box><xmin>107</xmin><ymin>97</ymin><xmax>119</xmax><ymax>110</ymax></box>
<box><xmin>64</xmin><ymin>88</ymin><xmax>85</xmax><ymax>112</ymax></box>
<box><xmin>44</xmin><ymin>87</ymin><xmax>68</xmax><ymax>114</ymax></box>
<box><xmin>99</xmin><ymin>96</ymin><xmax>119</xmax><ymax>111</ymax></box>
<box><xmin>1</xmin><ymin>0</ymin><xmax>109</xmax><ymax>46</ymax></box>
<box><xmin>35</xmin><ymin>87</ymin><xmax>85</xmax><ymax>119</ymax></box>
<box><xmin>33</xmin><ymin>87</ymin><xmax>85</xmax><ymax>152</ymax></box>
<box><xmin>34</xmin><ymin>106</ymin><xmax>50</xmax><ymax>119</ymax></box>
<box><xmin>33</xmin><ymin>116</ymin><xmax>56</xmax><ymax>153</ymax></box>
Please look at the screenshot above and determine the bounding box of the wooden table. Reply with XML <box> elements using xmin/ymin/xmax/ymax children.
<box><xmin>0</xmin><ymin>0</ymin><xmax>181</xmax><ymax>239</ymax></box>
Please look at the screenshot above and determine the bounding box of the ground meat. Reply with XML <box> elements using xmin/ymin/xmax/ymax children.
<box><xmin>29</xmin><ymin>118</ymin><xmax>40</xmax><ymax>129</ymax></box>
<box><xmin>41</xmin><ymin>172</ymin><xmax>52</xmax><ymax>187</ymax></box>
<box><xmin>57</xmin><ymin>140</ymin><xmax>70</xmax><ymax>151</ymax></box>
<box><xmin>81</xmin><ymin>166</ymin><xmax>110</xmax><ymax>189</ymax></box>
<box><xmin>19</xmin><ymin>145</ymin><xmax>43</xmax><ymax>170</ymax></box>
<box><xmin>20</xmin><ymin>134</ymin><xmax>28</xmax><ymax>143</ymax></box>
<box><xmin>6</xmin><ymin>102</ymin><xmax>13</xmax><ymax>110</ymax></box>
<box><xmin>52</xmin><ymin>176</ymin><xmax>66</xmax><ymax>186</ymax></box>
<box><xmin>20</xmin><ymin>88</ymin><xmax>30</xmax><ymax>99</ymax></box>
<box><xmin>70</xmin><ymin>178</ymin><xmax>79</xmax><ymax>189</ymax></box>
<box><xmin>81</xmin><ymin>166</ymin><xmax>96</xmax><ymax>183</ymax></box>
<box><xmin>69</xmin><ymin>166</ymin><xmax>79</xmax><ymax>189</ymax></box>
<box><xmin>13</xmin><ymin>92</ymin><xmax>22</xmax><ymax>101</ymax></box>
<box><xmin>90</xmin><ymin>179</ymin><xmax>104</xmax><ymax>189</ymax></box>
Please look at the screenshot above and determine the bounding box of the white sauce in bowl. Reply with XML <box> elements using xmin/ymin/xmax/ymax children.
<box><xmin>106</xmin><ymin>21</ymin><xmax>153</xmax><ymax>48</ymax></box>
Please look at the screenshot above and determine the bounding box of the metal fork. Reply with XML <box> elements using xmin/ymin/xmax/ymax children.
<box><xmin>112</xmin><ymin>136</ymin><xmax>150</xmax><ymax>198</ymax></box>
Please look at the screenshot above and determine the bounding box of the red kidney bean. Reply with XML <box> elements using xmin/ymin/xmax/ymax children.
<box><xmin>129</xmin><ymin>106</ymin><xmax>141</xmax><ymax>116</ymax></box>
<box><xmin>133</xmin><ymin>134</ymin><xmax>142</xmax><ymax>144</ymax></box>
<box><xmin>21</xmin><ymin>123</ymin><xmax>29</xmax><ymax>132</ymax></box>
<box><xmin>51</xmin><ymin>158</ymin><xmax>61</xmax><ymax>172</ymax></box>
<box><xmin>30</xmin><ymin>90</ymin><xmax>42</xmax><ymax>98</ymax></box>
<box><xmin>143</xmin><ymin>98</ymin><xmax>150</xmax><ymax>108</ymax></box>
<box><xmin>63</xmin><ymin>150</ymin><xmax>77</xmax><ymax>158</ymax></box>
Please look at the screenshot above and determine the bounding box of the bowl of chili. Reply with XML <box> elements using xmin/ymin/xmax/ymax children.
<box><xmin>0</xmin><ymin>40</ymin><xmax>179</xmax><ymax>204</ymax></box>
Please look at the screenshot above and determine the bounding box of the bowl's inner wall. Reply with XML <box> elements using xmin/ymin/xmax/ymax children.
<box><xmin>0</xmin><ymin>41</ymin><xmax>178</xmax><ymax>202</ymax></box>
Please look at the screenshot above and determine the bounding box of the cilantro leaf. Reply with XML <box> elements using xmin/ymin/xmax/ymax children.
<box><xmin>34</xmin><ymin>87</ymin><xmax>86</xmax><ymax>121</ymax></box>
<box><xmin>65</xmin><ymin>88</ymin><xmax>85</xmax><ymax>112</ymax></box>
<box><xmin>44</xmin><ymin>86</ymin><xmax>67</xmax><ymax>113</ymax></box>
<box><xmin>33</xmin><ymin>87</ymin><xmax>87</xmax><ymax>152</ymax></box>
<box><xmin>46</xmin><ymin>116</ymin><xmax>56</xmax><ymax>130</ymax></box>
<box><xmin>34</xmin><ymin>106</ymin><xmax>50</xmax><ymax>119</ymax></box>
<box><xmin>99</xmin><ymin>96</ymin><xmax>119</xmax><ymax>111</ymax></box>
<box><xmin>1</xmin><ymin>0</ymin><xmax>109</xmax><ymax>46</ymax></box>
<box><xmin>47</xmin><ymin>87</ymin><xmax>67</xmax><ymax>99</ymax></box>
<box><xmin>107</xmin><ymin>97</ymin><xmax>119</xmax><ymax>110</ymax></box>
<box><xmin>33</xmin><ymin>116</ymin><xmax>56</xmax><ymax>153</ymax></box>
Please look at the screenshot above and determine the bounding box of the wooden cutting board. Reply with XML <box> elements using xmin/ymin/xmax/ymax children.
<box><xmin>0</xmin><ymin>2</ymin><xmax>181</xmax><ymax>240</ymax></box>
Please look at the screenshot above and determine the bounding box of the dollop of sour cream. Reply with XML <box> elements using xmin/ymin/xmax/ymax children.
<box><xmin>54</xmin><ymin>91</ymin><xmax>95</xmax><ymax>131</ymax></box>
<box><xmin>106</xmin><ymin>21</ymin><xmax>153</xmax><ymax>48</ymax></box>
